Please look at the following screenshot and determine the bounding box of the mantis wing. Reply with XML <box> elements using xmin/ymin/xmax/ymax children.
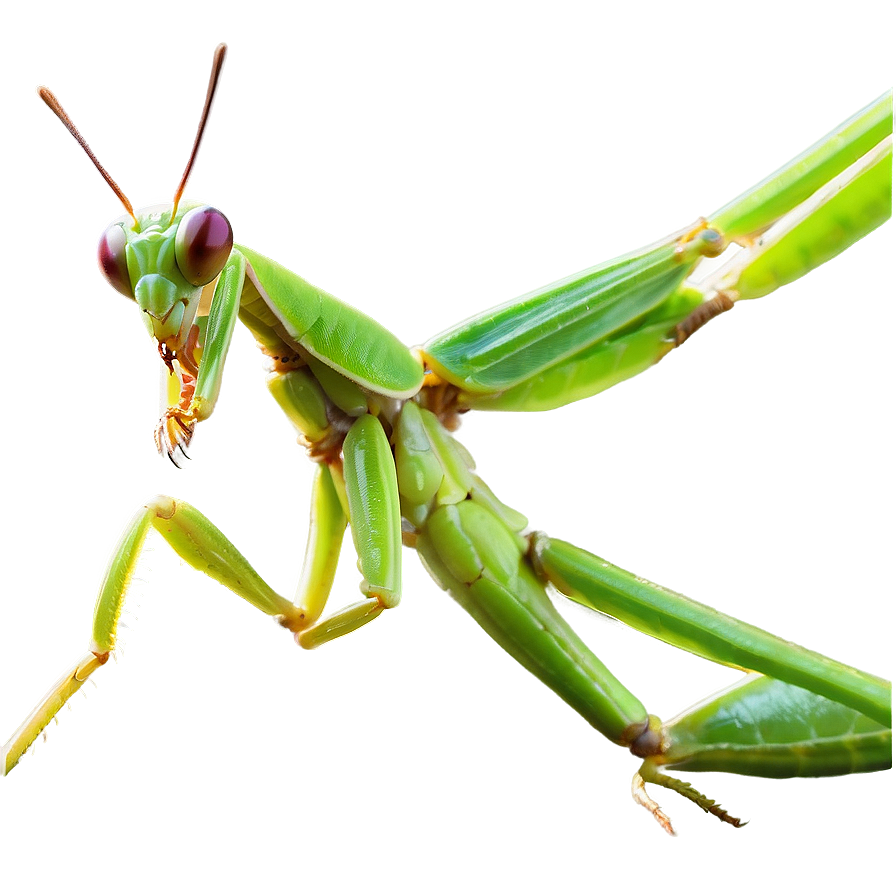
<box><xmin>238</xmin><ymin>244</ymin><xmax>424</xmax><ymax>399</ymax></box>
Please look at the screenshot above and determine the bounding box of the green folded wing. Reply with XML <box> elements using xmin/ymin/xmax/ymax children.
<box><xmin>423</xmin><ymin>233</ymin><xmax>706</xmax><ymax>396</ymax></box>
<box><xmin>238</xmin><ymin>245</ymin><xmax>424</xmax><ymax>399</ymax></box>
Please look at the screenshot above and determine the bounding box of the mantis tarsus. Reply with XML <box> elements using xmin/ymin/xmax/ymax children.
<box><xmin>2</xmin><ymin>44</ymin><xmax>891</xmax><ymax>834</ymax></box>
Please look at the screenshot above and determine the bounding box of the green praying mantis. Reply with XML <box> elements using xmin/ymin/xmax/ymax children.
<box><xmin>1</xmin><ymin>44</ymin><xmax>891</xmax><ymax>834</ymax></box>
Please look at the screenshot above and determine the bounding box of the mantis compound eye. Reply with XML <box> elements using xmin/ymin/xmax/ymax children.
<box><xmin>175</xmin><ymin>206</ymin><xmax>233</xmax><ymax>286</ymax></box>
<box><xmin>97</xmin><ymin>222</ymin><xmax>133</xmax><ymax>298</ymax></box>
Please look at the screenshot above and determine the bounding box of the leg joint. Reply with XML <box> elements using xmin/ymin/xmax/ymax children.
<box><xmin>145</xmin><ymin>494</ymin><xmax>177</xmax><ymax>519</ymax></box>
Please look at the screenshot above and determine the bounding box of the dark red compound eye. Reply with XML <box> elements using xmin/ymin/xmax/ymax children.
<box><xmin>98</xmin><ymin>223</ymin><xmax>133</xmax><ymax>298</ymax></box>
<box><xmin>175</xmin><ymin>206</ymin><xmax>233</xmax><ymax>286</ymax></box>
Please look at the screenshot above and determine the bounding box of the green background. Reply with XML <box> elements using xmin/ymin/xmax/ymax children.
<box><xmin>0</xmin><ymin>3</ymin><xmax>890</xmax><ymax>893</ymax></box>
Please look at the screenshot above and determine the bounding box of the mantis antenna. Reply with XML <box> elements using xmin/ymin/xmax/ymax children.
<box><xmin>38</xmin><ymin>86</ymin><xmax>137</xmax><ymax>224</ymax></box>
<box><xmin>172</xmin><ymin>42</ymin><xmax>228</xmax><ymax>219</ymax></box>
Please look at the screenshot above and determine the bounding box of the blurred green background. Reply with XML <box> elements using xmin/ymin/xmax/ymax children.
<box><xmin>0</xmin><ymin>2</ymin><xmax>894</xmax><ymax>894</ymax></box>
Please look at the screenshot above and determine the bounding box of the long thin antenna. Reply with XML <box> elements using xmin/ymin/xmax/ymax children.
<box><xmin>172</xmin><ymin>43</ymin><xmax>227</xmax><ymax>219</ymax></box>
<box><xmin>38</xmin><ymin>87</ymin><xmax>137</xmax><ymax>223</ymax></box>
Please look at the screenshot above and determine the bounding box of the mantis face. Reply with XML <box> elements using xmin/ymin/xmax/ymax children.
<box><xmin>98</xmin><ymin>202</ymin><xmax>233</xmax><ymax>358</ymax></box>
<box><xmin>37</xmin><ymin>43</ymin><xmax>231</xmax><ymax>466</ymax></box>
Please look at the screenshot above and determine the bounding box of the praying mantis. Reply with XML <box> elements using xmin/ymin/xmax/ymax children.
<box><xmin>1</xmin><ymin>43</ymin><xmax>890</xmax><ymax>835</ymax></box>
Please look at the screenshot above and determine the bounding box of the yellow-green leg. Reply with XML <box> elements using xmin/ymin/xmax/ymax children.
<box><xmin>1</xmin><ymin>481</ymin><xmax>390</xmax><ymax>775</ymax></box>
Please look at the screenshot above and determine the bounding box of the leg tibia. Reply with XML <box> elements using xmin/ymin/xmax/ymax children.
<box><xmin>292</xmin><ymin>465</ymin><xmax>348</xmax><ymax>627</ymax></box>
<box><xmin>90</xmin><ymin>505</ymin><xmax>154</xmax><ymax>653</ymax></box>
<box><xmin>2</xmin><ymin>652</ymin><xmax>107</xmax><ymax>775</ymax></box>
<box><xmin>296</xmin><ymin>598</ymin><xmax>386</xmax><ymax>649</ymax></box>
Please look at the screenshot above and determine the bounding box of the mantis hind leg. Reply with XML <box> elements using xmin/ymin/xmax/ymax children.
<box><xmin>530</xmin><ymin>533</ymin><xmax>890</xmax><ymax>726</ymax></box>
<box><xmin>530</xmin><ymin>534</ymin><xmax>891</xmax><ymax>831</ymax></box>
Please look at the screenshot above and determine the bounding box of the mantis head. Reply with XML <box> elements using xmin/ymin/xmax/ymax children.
<box><xmin>38</xmin><ymin>44</ymin><xmax>229</xmax><ymax>366</ymax></box>
<box><xmin>98</xmin><ymin>202</ymin><xmax>233</xmax><ymax>357</ymax></box>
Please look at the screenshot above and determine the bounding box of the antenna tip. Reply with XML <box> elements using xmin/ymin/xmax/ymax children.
<box><xmin>37</xmin><ymin>86</ymin><xmax>55</xmax><ymax>106</ymax></box>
